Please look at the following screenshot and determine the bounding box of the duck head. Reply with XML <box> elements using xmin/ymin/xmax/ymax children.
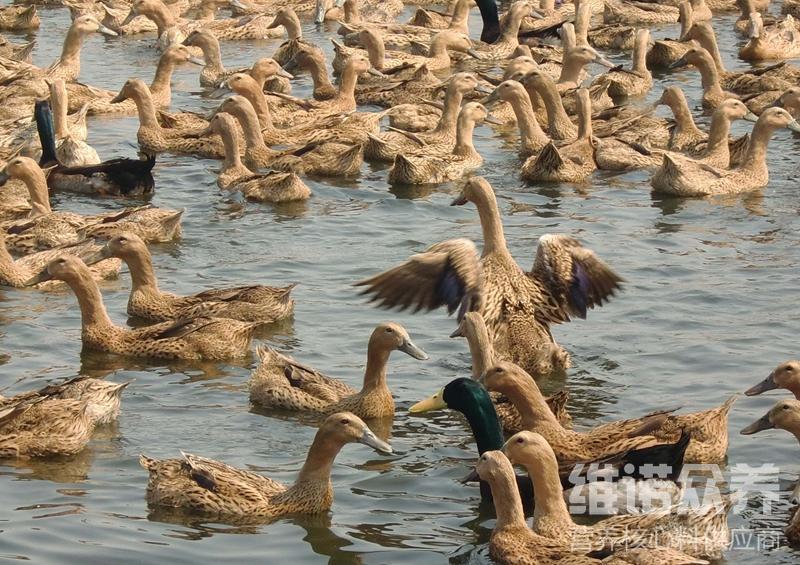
<box><xmin>71</xmin><ymin>14</ymin><xmax>118</xmax><ymax>37</ymax></box>
<box><xmin>747</xmin><ymin>361</ymin><xmax>800</xmax><ymax>397</ymax></box>
<box><xmin>741</xmin><ymin>399</ymin><xmax>800</xmax><ymax>438</ymax></box>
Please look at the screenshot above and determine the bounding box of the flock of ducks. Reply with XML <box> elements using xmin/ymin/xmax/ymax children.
<box><xmin>1</xmin><ymin>0</ymin><xmax>799</xmax><ymax>562</ymax></box>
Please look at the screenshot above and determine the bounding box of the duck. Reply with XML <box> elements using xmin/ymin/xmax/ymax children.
<box><xmin>650</xmin><ymin>99</ymin><xmax>758</xmax><ymax>190</ymax></box>
<box><xmin>0</xmin><ymin>5</ymin><xmax>39</xmax><ymax>31</ymax></box>
<box><xmin>0</xmin><ymin>157</ymin><xmax>181</xmax><ymax>253</ymax></box>
<box><xmin>484</xmin><ymin>80</ymin><xmax>549</xmax><ymax>159</ymax></box>
<box><xmin>739</xmin><ymin>12</ymin><xmax>800</xmax><ymax>61</ymax></box>
<box><xmin>365</xmin><ymin>72</ymin><xmax>479</xmax><ymax>162</ymax></box>
<box><xmin>456</xmin><ymin>311</ymin><xmax>572</xmax><ymax>431</ymax></box>
<box><xmin>283</xmin><ymin>43</ymin><xmax>337</xmax><ymax>101</ymax></box>
<box><xmin>652</xmin><ymin>86</ymin><xmax>708</xmax><ymax>151</ymax></box>
<box><xmin>669</xmin><ymin>46</ymin><xmax>738</xmax><ymax>109</ymax></box>
<box><xmin>324</xmin><ymin>0</ymin><xmax>404</xmax><ymax>25</ymax></box>
<box><xmin>199</xmin><ymin>113</ymin><xmax>311</xmax><ymax>202</ymax></box>
<box><xmin>349</xmin><ymin>29</ymin><xmax>478</xmax><ymax>74</ymax></box>
<box><xmin>140</xmin><ymin>413</ymin><xmax>391</xmax><ymax>521</ymax></box>
<box><xmin>333</xmin><ymin>28</ymin><xmax>431</xmax><ymax>76</ymax></box>
<box><xmin>95</xmin><ymin>1</ymin><xmax>160</xmax><ymax>35</ymax></box>
<box><xmin>29</xmin><ymin>255</ymin><xmax>258</xmax><ymax>361</ymax></box>
<box><xmin>0</xmin><ymin>35</ymin><xmax>35</xmax><ymax>62</ymax></box>
<box><xmin>47</xmin><ymin>80</ymin><xmax>99</xmax><ymax>167</ymax></box>
<box><xmin>93</xmin><ymin>231</ymin><xmax>297</xmax><ymax>325</ymax></box>
<box><xmin>651</xmin><ymin>107</ymin><xmax>800</xmax><ymax>196</ymax></box>
<box><xmin>645</xmin><ymin>1</ymin><xmax>694</xmax><ymax>69</ymax></box>
<box><xmin>85</xmin><ymin>44</ymin><xmax>204</xmax><ymax>115</ymax></box>
<box><xmin>182</xmin><ymin>29</ymin><xmax>249</xmax><ymax>87</ymax></box>
<box><xmin>35</xmin><ymin>99</ymin><xmax>157</xmax><ymax>197</ymax></box>
<box><xmin>111</xmin><ymin>79</ymin><xmax>223</xmax><ymax>159</ymax></box>
<box><xmin>191</xmin><ymin>4</ymin><xmax>285</xmax><ymax>41</ymax></box>
<box><xmin>249</xmin><ymin>322</ymin><xmax>427</xmax><ymax>418</ymax></box>
<box><xmin>269</xmin><ymin>8</ymin><xmax>322</xmax><ymax>66</ymax></box>
<box><xmin>592</xmin><ymin>29</ymin><xmax>652</xmax><ymax>100</ymax></box>
<box><xmin>503</xmin><ymin>430</ymin><xmax>735</xmax><ymax>559</ymax></box>
<box><xmin>518</xmin><ymin>71</ymin><xmax>576</xmax><ymax>141</ymax></box>
<box><xmin>219</xmin><ymin>95</ymin><xmax>364</xmax><ymax>177</ymax></box>
<box><xmin>411</xmin><ymin>377</ymin><xmax>691</xmax><ymax>515</ymax></box>
<box><xmin>471</xmin><ymin>1</ymin><xmax>538</xmax><ymax>60</ymax></box>
<box><xmin>521</xmin><ymin>88</ymin><xmax>596</xmax><ymax>183</ymax></box>
<box><xmin>603</xmin><ymin>0</ymin><xmax>679</xmax><ymax>25</ymax></box>
<box><xmin>355</xmin><ymin>177</ymin><xmax>623</xmax><ymax>376</ymax></box>
<box><xmin>746</xmin><ymin>360</ymin><xmax>800</xmax><ymax>398</ymax></box>
<box><xmin>387</xmin><ymin>102</ymin><xmax>489</xmax><ymax>185</ymax></box>
<box><xmin>0</xmin><ymin>397</ymin><xmax>95</xmax><ymax>458</ymax></box>
<box><xmin>554</xmin><ymin>43</ymin><xmax>616</xmax><ymax>92</ymax></box>
<box><xmin>474</xmin><ymin>451</ymin><xmax>705</xmax><ymax>564</ymax></box>
<box><xmin>0</xmin><ymin>375</ymin><xmax>127</xmax><ymax>425</ymax></box>
<box><xmin>0</xmin><ymin>232</ymin><xmax>120</xmax><ymax>290</ymax></box>
<box><xmin>741</xmin><ymin>399</ymin><xmax>800</xmax><ymax>546</ymax></box>
<box><xmin>121</xmin><ymin>0</ymin><xmax>198</xmax><ymax>50</ymax></box>
<box><xmin>38</xmin><ymin>14</ymin><xmax>118</xmax><ymax>82</ymax></box>
<box><xmin>408</xmin><ymin>0</ymin><xmax>473</xmax><ymax>34</ymax></box>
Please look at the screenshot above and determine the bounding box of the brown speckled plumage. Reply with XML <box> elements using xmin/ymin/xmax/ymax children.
<box><xmin>0</xmin><ymin>398</ymin><xmax>94</xmax><ymax>458</ymax></box>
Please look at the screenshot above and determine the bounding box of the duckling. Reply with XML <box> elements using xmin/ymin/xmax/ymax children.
<box><xmin>0</xmin><ymin>397</ymin><xmax>94</xmax><ymax>458</ymax></box>
<box><xmin>669</xmin><ymin>46</ymin><xmax>738</xmax><ymax>109</ymax></box>
<box><xmin>0</xmin><ymin>157</ymin><xmax>180</xmax><ymax>252</ymax></box>
<box><xmin>29</xmin><ymin>255</ymin><xmax>257</xmax><ymax>361</ymax></box>
<box><xmin>140</xmin><ymin>412</ymin><xmax>391</xmax><ymax>521</ymax></box>
<box><xmin>603</xmin><ymin>0</ymin><xmax>679</xmax><ymax>25</ymax></box>
<box><xmin>356</xmin><ymin>177</ymin><xmax>623</xmax><ymax>376</ymax></box>
<box><xmin>220</xmin><ymin>95</ymin><xmax>364</xmax><ymax>177</ymax></box>
<box><xmin>651</xmin><ymin>107</ymin><xmax>800</xmax><ymax>196</ymax></box>
<box><xmin>0</xmin><ymin>5</ymin><xmax>40</xmax><ymax>31</ymax></box>
<box><xmin>365</xmin><ymin>72</ymin><xmax>479</xmax><ymax>161</ymax></box>
<box><xmin>0</xmin><ymin>233</ymin><xmax>120</xmax><ymax>290</ymax></box>
<box><xmin>388</xmin><ymin>102</ymin><xmax>489</xmax><ymax>185</ymax></box>
<box><xmin>110</xmin><ymin>79</ymin><xmax>224</xmax><ymax>159</ymax></box>
<box><xmin>250</xmin><ymin>323</ymin><xmax>427</xmax><ymax>418</ymax></box>
<box><xmin>521</xmin><ymin>88</ymin><xmax>596</xmax><ymax>183</ymax></box>
<box><xmin>746</xmin><ymin>360</ymin><xmax>800</xmax><ymax>398</ymax></box>
<box><xmin>182</xmin><ymin>29</ymin><xmax>248</xmax><ymax>87</ymax></box>
<box><xmin>504</xmin><ymin>431</ymin><xmax>736</xmax><ymax>559</ymax></box>
<box><xmin>200</xmin><ymin>113</ymin><xmax>311</xmax><ymax>202</ymax></box>
<box><xmin>592</xmin><ymin>29</ymin><xmax>652</xmax><ymax>100</ymax></box>
<box><xmin>92</xmin><ymin>232</ymin><xmax>296</xmax><ymax>324</ymax></box>
<box><xmin>739</xmin><ymin>12</ymin><xmax>800</xmax><ymax>61</ymax></box>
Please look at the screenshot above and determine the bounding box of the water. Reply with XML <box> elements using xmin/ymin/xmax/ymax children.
<box><xmin>1</xmin><ymin>3</ymin><xmax>800</xmax><ymax>563</ymax></box>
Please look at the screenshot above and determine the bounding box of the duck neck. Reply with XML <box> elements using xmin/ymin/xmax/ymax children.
<box><xmin>509</xmin><ymin>90</ymin><xmax>548</xmax><ymax>148</ymax></box>
<box><xmin>335</xmin><ymin>64</ymin><xmax>359</xmax><ymax>107</ymax></box>
<box><xmin>201</xmin><ymin>40</ymin><xmax>224</xmax><ymax>73</ymax></box>
<box><xmin>234</xmin><ymin>106</ymin><xmax>268</xmax><ymax>151</ymax></box>
<box><xmin>678</xmin><ymin>3</ymin><xmax>694</xmax><ymax>38</ymax></box>
<box><xmin>131</xmin><ymin>88</ymin><xmax>161</xmax><ymax>130</ymax></box>
<box><xmin>536</xmin><ymin>80</ymin><xmax>576</xmax><ymax>139</ymax></box>
<box><xmin>697</xmin><ymin>27</ymin><xmax>726</xmax><ymax>73</ymax></box>
<box><xmin>294</xmin><ymin>431</ymin><xmax>340</xmax><ymax>484</ymax></box>
<box><xmin>432</xmin><ymin>87</ymin><xmax>465</xmax><ymax>135</ymax></box>
<box><xmin>67</xmin><ymin>271</ymin><xmax>115</xmax><ymax>331</ymax></box>
<box><xmin>632</xmin><ymin>37</ymin><xmax>648</xmax><ymax>74</ymax></box>
<box><xmin>740</xmin><ymin>120</ymin><xmax>776</xmax><ymax>171</ymax></box>
<box><xmin>125</xmin><ymin>248</ymin><xmax>160</xmax><ymax>293</ymax></box>
<box><xmin>472</xmin><ymin>187</ymin><xmax>507</xmax><ymax>257</ymax></box>
<box><xmin>449</xmin><ymin>0</ymin><xmax>471</xmax><ymax>33</ymax></box>
<box><xmin>23</xmin><ymin>168</ymin><xmax>52</xmax><ymax>217</ymax></box>
<box><xmin>488</xmin><ymin>466</ymin><xmax>528</xmax><ymax>531</ymax></box>
<box><xmin>305</xmin><ymin>57</ymin><xmax>336</xmax><ymax>97</ymax></box>
<box><xmin>58</xmin><ymin>25</ymin><xmax>88</xmax><ymax>71</ymax></box>
<box><xmin>558</xmin><ymin>52</ymin><xmax>586</xmax><ymax>87</ymax></box>
<box><xmin>363</xmin><ymin>37</ymin><xmax>385</xmax><ymax>70</ymax></box>
<box><xmin>361</xmin><ymin>345</ymin><xmax>391</xmax><ymax>392</ymax></box>
<box><xmin>0</xmin><ymin>241</ymin><xmax>24</xmax><ymax>286</ymax></box>
<box><xmin>453</xmin><ymin>114</ymin><xmax>478</xmax><ymax>157</ymax></box>
<box><xmin>498</xmin><ymin>10</ymin><xmax>524</xmax><ymax>44</ymax></box>
<box><xmin>524</xmin><ymin>450</ymin><xmax>573</xmax><ymax>530</ymax></box>
<box><xmin>240</xmin><ymin>86</ymin><xmax>273</xmax><ymax>130</ymax></box>
<box><xmin>196</xmin><ymin>3</ymin><xmax>217</xmax><ymax>20</ymax></box>
<box><xmin>576</xmin><ymin>95</ymin><xmax>592</xmax><ymax>140</ymax></box>
<box><xmin>705</xmin><ymin>111</ymin><xmax>733</xmax><ymax>156</ymax></box>
<box><xmin>146</xmin><ymin>2</ymin><xmax>175</xmax><ymax>35</ymax></box>
<box><xmin>697</xmin><ymin>56</ymin><xmax>724</xmax><ymax>98</ymax></box>
<box><xmin>467</xmin><ymin>326</ymin><xmax>494</xmax><ymax>379</ymax></box>
<box><xmin>150</xmin><ymin>53</ymin><xmax>177</xmax><ymax>95</ymax></box>
<box><xmin>669</xmin><ymin>94</ymin><xmax>703</xmax><ymax>137</ymax></box>
<box><xmin>458</xmin><ymin>389</ymin><xmax>506</xmax><ymax>453</ymax></box>
<box><xmin>497</xmin><ymin>377</ymin><xmax>559</xmax><ymax>430</ymax></box>
<box><xmin>51</xmin><ymin>85</ymin><xmax>69</xmax><ymax>139</ymax></box>
<box><xmin>284</xmin><ymin>13</ymin><xmax>302</xmax><ymax>40</ymax></box>
<box><xmin>428</xmin><ymin>35</ymin><xmax>452</xmax><ymax>62</ymax></box>
<box><xmin>219</xmin><ymin>122</ymin><xmax>245</xmax><ymax>171</ymax></box>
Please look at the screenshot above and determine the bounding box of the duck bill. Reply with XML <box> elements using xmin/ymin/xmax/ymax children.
<box><xmin>367</xmin><ymin>67</ymin><xmax>386</xmax><ymax>78</ymax></box>
<box><xmin>595</xmin><ymin>55</ymin><xmax>615</xmax><ymax>68</ymax></box>
<box><xmin>451</xmin><ymin>192</ymin><xmax>468</xmax><ymax>206</ymax></box>
<box><xmin>277</xmin><ymin>68</ymin><xmax>294</xmax><ymax>79</ymax></box>
<box><xmin>743</xmin><ymin>111</ymin><xmax>758</xmax><ymax>122</ymax></box>
<box><xmin>483</xmin><ymin>88</ymin><xmax>502</xmax><ymax>106</ymax></box>
<box><xmin>745</xmin><ymin>373</ymin><xmax>778</xmax><ymax>396</ymax></box>
<box><xmin>484</xmin><ymin>114</ymin><xmax>503</xmax><ymax>125</ymax></box>
<box><xmin>209</xmin><ymin>84</ymin><xmax>230</xmax><ymax>99</ymax></box>
<box><xmin>359</xmin><ymin>427</ymin><xmax>392</xmax><ymax>454</ymax></box>
<box><xmin>121</xmin><ymin>10</ymin><xmax>137</xmax><ymax>26</ymax></box>
<box><xmin>81</xmin><ymin>247</ymin><xmax>111</xmax><ymax>266</ymax></box>
<box><xmin>283</xmin><ymin>57</ymin><xmax>298</xmax><ymax>72</ymax></box>
<box><xmin>787</xmin><ymin>119</ymin><xmax>800</xmax><ymax>133</ymax></box>
<box><xmin>398</xmin><ymin>339</ymin><xmax>428</xmax><ymax>360</ymax></box>
<box><xmin>460</xmin><ymin>467</ymin><xmax>480</xmax><ymax>483</ymax></box>
<box><xmin>668</xmin><ymin>57</ymin><xmax>689</xmax><ymax>69</ymax></box>
<box><xmin>25</xmin><ymin>269</ymin><xmax>53</xmax><ymax>286</ymax></box>
<box><xmin>466</xmin><ymin>48</ymin><xmax>483</xmax><ymax>59</ymax></box>
<box><xmin>266</xmin><ymin>15</ymin><xmax>281</xmax><ymax>29</ymax></box>
<box><xmin>740</xmin><ymin>413</ymin><xmax>774</xmax><ymax>435</ymax></box>
<box><xmin>229</xmin><ymin>0</ymin><xmax>248</xmax><ymax>8</ymax></box>
<box><xmin>110</xmin><ymin>91</ymin><xmax>128</xmax><ymax>104</ymax></box>
<box><xmin>97</xmin><ymin>23</ymin><xmax>119</xmax><ymax>37</ymax></box>
<box><xmin>409</xmin><ymin>388</ymin><xmax>446</xmax><ymax>413</ymax></box>
<box><xmin>188</xmin><ymin>56</ymin><xmax>206</xmax><ymax>66</ymax></box>
<box><xmin>529</xmin><ymin>8</ymin><xmax>545</xmax><ymax>18</ymax></box>
<box><xmin>449</xmin><ymin>319</ymin><xmax>466</xmax><ymax>338</ymax></box>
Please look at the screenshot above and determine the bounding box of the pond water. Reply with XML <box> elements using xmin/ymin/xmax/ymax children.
<box><xmin>1</xmin><ymin>2</ymin><xmax>800</xmax><ymax>563</ymax></box>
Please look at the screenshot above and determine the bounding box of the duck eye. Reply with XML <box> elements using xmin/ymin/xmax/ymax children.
<box><xmin>385</xmin><ymin>328</ymin><xmax>394</xmax><ymax>333</ymax></box>
<box><xmin>340</xmin><ymin>418</ymin><xmax>349</xmax><ymax>425</ymax></box>
<box><xmin>783</xmin><ymin>405</ymin><xmax>791</xmax><ymax>410</ymax></box>
<box><xmin>516</xmin><ymin>437</ymin><xmax>524</xmax><ymax>444</ymax></box>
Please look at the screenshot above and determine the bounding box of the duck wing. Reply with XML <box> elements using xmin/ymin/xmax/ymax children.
<box><xmin>354</xmin><ymin>238</ymin><xmax>482</xmax><ymax>321</ymax></box>
<box><xmin>528</xmin><ymin>234</ymin><xmax>624</xmax><ymax>321</ymax></box>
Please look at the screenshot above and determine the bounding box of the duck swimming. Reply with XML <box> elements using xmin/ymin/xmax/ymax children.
<box><xmin>249</xmin><ymin>322</ymin><xmax>427</xmax><ymax>419</ymax></box>
<box><xmin>140</xmin><ymin>412</ymin><xmax>391</xmax><ymax>522</ymax></box>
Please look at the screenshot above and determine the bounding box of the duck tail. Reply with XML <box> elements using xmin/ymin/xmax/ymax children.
<box><xmin>339</xmin><ymin>143</ymin><xmax>364</xmax><ymax>176</ymax></box>
<box><xmin>22</xmin><ymin>5</ymin><xmax>37</xmax><ymax>24</ymax></box>
<box><xmin>13</xmin><ymin>40</ymin><xmax>35</xmax><ymax>63</ymax></box>
<box><xmin>139</xmin><ymin>454</ymin><xmax>158</xmax><ymax>471</ymax></box>
<box><xmin>719</xmin><ymin>394</ymin><xmax>738</xmax><ymax>416</ymax></box>
<box><xmin>34</xmin><ymin>99</ymin><xmax>59</xmax><ymax>168</ymax></box>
